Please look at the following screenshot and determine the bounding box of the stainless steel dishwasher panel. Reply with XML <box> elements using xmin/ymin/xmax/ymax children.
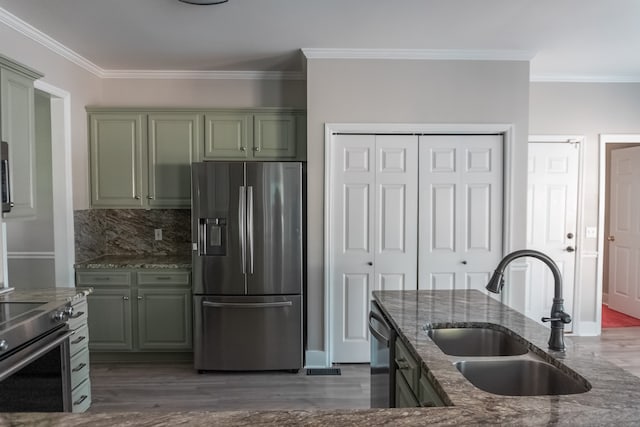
<box><xmin>369</xmin><ymin>300</ymin><xmax>395</xmax><ymax>408</ymax></box>
<box><xmin>194</xmin><ymin>295</ymin><xmax>302</xmax><ymax>371</ymax></box>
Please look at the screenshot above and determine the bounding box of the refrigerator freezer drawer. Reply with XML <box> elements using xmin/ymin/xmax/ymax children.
<box><xmin>194</xmin><ymin>295</ymin><xmax>302</xmax><ymax>371</ymax></box>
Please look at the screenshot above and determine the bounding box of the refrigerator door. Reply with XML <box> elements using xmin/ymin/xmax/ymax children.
<box><xmin>245</xmin><ymin>162</ymin><xmax>303</xmax><ymax>295</ymax></box>
<box><xmin>192</xmin><ymin>162</ymin><xmax>246</xmax><ymax>295</ymax></box>
<box><xmin>194</xmin><ymin>295</ymin><xmax>302</xmax><ymax>371</ymax></box>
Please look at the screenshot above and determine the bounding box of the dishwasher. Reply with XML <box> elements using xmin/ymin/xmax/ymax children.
<box><xmin>369</xmin><ymin>300</ymin><xmax>396</xmax><ymax>408</ymax></box>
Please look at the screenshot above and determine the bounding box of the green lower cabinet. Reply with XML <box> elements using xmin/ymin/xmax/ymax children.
<box><xmin>394</xmin><ymin>337</ymin><xmax>446</xmax><ymax>408</ymax></box>
<box><xmin>87</xmin><ymin>287</ymin><xmax>133</xmax><ymax>351</ymax></box>
<box><xmin>395</xmin><ymin>369</ymin><xmax>420</xmax><ymax>407</ymax></box>
<box><xmin>80</xmin><ymin>268</ymin><xmax>192</xmax><ymax>354</ymax></box>
<box><xmin>137</xmin><ymin>287</ymin><xmax>192</xmax><ymax>350</ymax></box>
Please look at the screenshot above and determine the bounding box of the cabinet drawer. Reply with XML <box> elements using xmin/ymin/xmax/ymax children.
<box><xmin>71</xmin><ymin>378</ymin><xmax>92</xmax><ymax>413</ymax></box>
<box><xmin>70</xmin><ymin>324</ymin><xmax>90</xmax><ymax>357</ymax></box>
<box><xmin>419</xmin><ymin>369</ymin><xmax>445</xmax><ymax>407</ymax></box>
<box><xmin>76</xmin><ymin>271</ymin><xmax>131</xmax><ymax>286</ymax></box>
<box><xmin>68</xmin><ymin>298</ymin><xmax>88</xmax><ymax>330</ymax></box>
<box><xmin>137</xmin><ymin>271</ymin><xmax>190</xmax><ymax>286</ymax></box>
<box><xmin>70</xmin><ymin>347</ymin><xmax>90</xmax><ymax>389</ymax></box>
<box><xmin>395</xmin><ymin>338</ymin><xmax>419</xmax><ymax>391</ymax></box>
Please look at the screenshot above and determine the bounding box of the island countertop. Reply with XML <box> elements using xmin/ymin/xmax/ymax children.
<box><xmin>1</xmin><ymin>290</ymin><xmax>639</xmax><ymax>426</ymax></box>
<box><xmin>0</xmin><ymin>287</ymin><xmax>92</xmax><ymax>304</ymax></box>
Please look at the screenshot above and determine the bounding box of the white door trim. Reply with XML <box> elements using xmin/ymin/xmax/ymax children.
<box><xmin>596</xmin><ymin>134</ymin><xmax>640</xmax><ymax>335</ymax></box>
<box><xmin>33</xmin><ymin>80</ymin><xmax>75</xmax><ymax>287</ymax></box>
<box><xmin>322</xmin><ymin>123</ymin><xmax>516</xmax><ymax>367</ymax></box>
<box><xmin>528</xmin><ymin>135</ymin><xmax>585</xmax><ymax>334</ymax></box>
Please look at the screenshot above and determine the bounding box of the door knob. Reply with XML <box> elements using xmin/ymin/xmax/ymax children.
<box><xmin>567</xmin><ymin>232</ymin><xmax>574</xmax><ymax>239</ymax></box>
<box><xmin>461</xmin><ymin>260</ymin><xmax>467</xmax><ymax>265</ymax></box>
<box><xmin>608</xmin><ymin>235</ymin><xmax>615</xmax><ymax>242</ymax></box>
<box><xmin>565</xmin><ymin>246</ymin><xmax>575</xmax><ymax>252</ymax></box>
<box><xmin>367</xmin><ymin>262</ymin><xmax>373</xmax><ymax>266</ymax></box>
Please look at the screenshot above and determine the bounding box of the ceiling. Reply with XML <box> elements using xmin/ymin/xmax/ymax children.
<box><xmin>0</xmin><ymin>0</ymin><xmax>639</xmax><ymax>81</ymax></box>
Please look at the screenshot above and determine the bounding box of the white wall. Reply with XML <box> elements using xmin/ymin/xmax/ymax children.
<box><xmin>530</xmin><ymin>82</ymin><xmax>640</xmax><ymax>325</ymax></box>
<box><xmin>306</xmin><ymin>58</ymin><xmax>531</xmax><ymax>351</ymax></box>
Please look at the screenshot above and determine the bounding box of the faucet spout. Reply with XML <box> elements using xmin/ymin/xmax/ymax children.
<box><xmin>485</xmin><ymin>249</ymin><xmax>572</xmax><ymax>351</ymax></box>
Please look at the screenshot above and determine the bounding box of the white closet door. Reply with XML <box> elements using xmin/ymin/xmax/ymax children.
<box><xmin>526</xmin><ymin>142</ymin><xmax>578</xmax><ymax>329</ymax></box>
<box><xmin>330</xmin><ymin>134</ymin><xmax>417</xmax><ymax>363</ymax></box>
<box><xmin>418</xmin><ymin>135</ymin><xmax>503</xmax><ymax>291</ymax></box>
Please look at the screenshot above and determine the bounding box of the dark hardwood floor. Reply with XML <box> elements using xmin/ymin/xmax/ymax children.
<box><xmin>88</xmin><ymin>327</ymin><xmax>640</xmax><ymax>412</ymax></box>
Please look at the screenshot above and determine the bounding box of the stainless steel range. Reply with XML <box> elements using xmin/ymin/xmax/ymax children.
<box><xmin>0</xmin><ymin>299</ymin><xmax>74</xmax><ymax>412</ymax></box>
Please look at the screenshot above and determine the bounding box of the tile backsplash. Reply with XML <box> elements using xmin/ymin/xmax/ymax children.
<box><xmin>74</xmin><ymin>209</ymin><xmax>191</xmax><ymax>263</ymax></box>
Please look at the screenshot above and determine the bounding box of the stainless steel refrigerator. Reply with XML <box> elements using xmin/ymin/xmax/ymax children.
<box><xmin>192</xmin><ymin>161</ymin><xmax>303</xmax><ymax>371</ymax></box>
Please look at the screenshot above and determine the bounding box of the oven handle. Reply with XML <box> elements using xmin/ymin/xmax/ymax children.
<box><xmin>0</xmin><ymin>330</ymin><xmax>73</xmax><ymax>381</ymax></box>
<box><xmin>369</xmin><ymin>311</ymin><xmax>391</xmax><ymax>347</ymax></box>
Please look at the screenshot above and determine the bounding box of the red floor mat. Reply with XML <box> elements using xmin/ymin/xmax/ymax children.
<box><xmin>602</xmin><ymin>304</ymin><xmax>640</xmax><ymax>328</ymax></box>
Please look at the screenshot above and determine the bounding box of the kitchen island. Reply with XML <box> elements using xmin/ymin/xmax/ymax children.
<box><xmin>2</xmin><ymin>289</ymin><xmax>640</xmax><ymax>426</ymax></box>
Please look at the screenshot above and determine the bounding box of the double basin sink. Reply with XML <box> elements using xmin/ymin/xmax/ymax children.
<box><xmin>425</xmin><ymin>325</ymin><xmax>591</xmax><ymax>396</ymax></box>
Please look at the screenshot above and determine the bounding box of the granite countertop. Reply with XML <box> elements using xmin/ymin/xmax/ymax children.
<box><xmin>74</xmin><ymin>254</ymin><xmax>192</xmax><ymax>269</ymax></box>
<box><xmin>2</xmin><ymin>290</ymin><xmax>639</xmax><ymax>426</ymax></box>
<box><xmin>0</xmin><ymin>287</ymin><xmax>92</xmax><ymax>304</ymax></box>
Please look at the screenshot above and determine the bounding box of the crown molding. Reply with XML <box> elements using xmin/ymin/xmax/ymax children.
<box><xmin>0</xmin><ymin>7</ymin><xmax>103</xmax><ymax>76</ymax></box>
<box><xmin>301</xmin><ymin>48</ymin><xmax>536</xmax><ymax>61</ymax></box>
<box><xmin>100</xmin><ymin>69</ymin><xmax>305</xmax><ymax>80</ymax></box>
<box><xmin>531</xmin><ymin>73</ymin><xmax>640</xmax><ymax>83</ymax></box>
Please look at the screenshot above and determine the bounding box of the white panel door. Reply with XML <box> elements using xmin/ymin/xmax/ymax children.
<box><xmin>418</xmin><ymin>135</ymin><xmax>503</xmax><ymax>291</ymax></box>
<box><xmin>526</xmin><ymin>142</ymin><xmax>578</xmax><ymax>329</ymax></box>
<box><xmin>331</xmin><ymin>134</ymin><xmax>418</xmax><ymax>363</ymax></box>
<box><xmin>608</xmin><ymin>147</ymin><xmax>640</xmax><ymax>318</ymax></box>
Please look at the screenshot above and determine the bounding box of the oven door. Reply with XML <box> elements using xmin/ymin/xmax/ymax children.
<box><xmin>0</xmin><ymin>325</ymin><xmax>73</xmax><ymax>412</ymax></box>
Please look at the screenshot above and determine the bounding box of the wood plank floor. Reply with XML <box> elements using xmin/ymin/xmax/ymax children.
<box><xmin>88</xmin><ymin>327</ymin><xmax>640</xmax><ymax>412</ymax></box>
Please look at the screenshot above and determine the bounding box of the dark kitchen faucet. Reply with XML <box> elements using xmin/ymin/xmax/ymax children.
<box><xmin>485</xmin><ymin>249</ymin><xmax>572</xmax><ymax>351</ymax></box>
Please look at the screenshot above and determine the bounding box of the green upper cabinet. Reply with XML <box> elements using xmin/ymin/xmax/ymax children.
<box><xmin>89</xmin><ymin>111</ymin><xmax>201</xmax><ymax>208</ymax></box>
<box><xmin>0</xmin><ymin>56</ymin><xmax>43</xmax><ymax>220</ymax></box>
<box><xmin>90</xmin><ymin>113</ymin><xmax>146</xmax><ymax>208</ymax></box>
<box><xmin>147</xmin><ymin>113</ymin><xmax>201</xmax><ymax>208</ymax></box>
<box><xmin>203</xmin><ymin>111</ymin><xmax>304</xmax><ymax>161</ymax></box>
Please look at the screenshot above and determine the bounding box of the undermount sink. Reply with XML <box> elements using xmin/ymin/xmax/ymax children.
<box><xmin>426</xmin><ymin>326</ymin><xmax>529</xmax><ymax>357</ymax></box>
<box><xmin>455</xmin><ymin>359</ymin><xmax>591</xmax><ymax>396</ymax></box>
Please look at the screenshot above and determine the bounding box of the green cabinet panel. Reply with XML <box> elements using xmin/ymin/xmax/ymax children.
<box><xmin>148</xmin><ymin>113</ymin><xmax>201</xmax><ymax>208</ymax></box>
<box><xmin>0</xmin><ymin>65</ymin><xmax>38</xmax><ymax>220</ymax></box>
<box><xmin>79</xmin><ymin>268</ymin><xmax>191</xmax><ymax>353</ymax></box>
<box><xmin>137</xmin><ymin>287</ymin><xmax>192</xmax><ymax>350</ymax></box>
<box><xmin>87</xmin><ymin>287</ymin><xmax>133</xmax><ymax>351</ymax></box>
<box><xmin>253</xmin><ymin>113</ymin><xmax>297</xmax><ymax>159</ymax></box>
<box><xmin>203</xmin><ymin>113</ymin><xmax>251</xmax><ymax>159</ymax></box>
<box><xmin>395</xmin><ymin>369</ymin><xmax>420</xmax><ymax>408</ymax></box>
<box><xmin>90</xmin><ymin>113</ymin><xmax>146</xmax><ymax>208</ymax></box>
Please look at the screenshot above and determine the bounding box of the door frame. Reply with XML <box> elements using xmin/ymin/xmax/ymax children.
<box><xmin>321</xmin><ymin>123</ymin><xmax>516</xmax><ymax>367</ymax></box>
<box><xmin>527</xmin><ymin>135</ymin><xmax>585</xmax><ymax>334</ymax></box>
<box><xmin>596</xmin><ymin>134</ymin><xmax>640</xmax><ymax>334</ymax></box>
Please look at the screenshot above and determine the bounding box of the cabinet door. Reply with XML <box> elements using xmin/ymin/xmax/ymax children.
<box><xmin>203</xmin><ymin>113</ymin><xmax>251</xmax><ymax>159</ymax></box>
<box><xmin>395</xmin><ymin>369</ymin><xmax>420</xmax><ymax>408</ymax></box>
<box><xmin>1</xmin><ymin>67</ymin><xmax>36</xmax><ymax>219</ymax></box>
<box><xmin>87</xmin><ymin>287</ymin><xmax>133</xmax><ymax>351</ymax></box>
<box><xmin>253</xmin><ymin>113</ymin><xmax>297</xmax><ymax>159</ymax></box>
<box><xmin>147</xmin><ymin>113</ymin><xmax>201</xmax><ymax>208</ymax></box>
<box><xmin>137</xmin><ymin>287</ymin><xmax>192</xmax><ymax>350</ymax></box>
<box><xmin>90</xmin><ymin>113</ymin><xmax>146</xmax><ymax>208</ymax></box>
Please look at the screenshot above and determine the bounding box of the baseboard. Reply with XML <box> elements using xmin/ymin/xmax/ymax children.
<box><xmin>90</xmin><ymin>351</ymin><xmax>194</xmax><ymax>363</ymax></box>
<box><xmin>304</xmin><ymin>350</ymin><xmax>329</xmax><ymax>368</ymax></box>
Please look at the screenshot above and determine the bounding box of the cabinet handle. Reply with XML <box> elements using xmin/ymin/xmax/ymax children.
<box><xmin>137</xmin><ymin>296</ymin><xmax>143</xmax><ymax>300</ymax></box>
<box><xmin>73</xmin><ymin>395</ymin><xmax>88</xmax><ymax>406</ymax></box>
<box><xmin>71</xmin><ymin>336</ymin><xmax>86</xmax><ymax>345</ymax></box>
<box><xmin>72</xmin><ymin>363</ymin><xmax>87</xmax><ymax>372</ymax></box>
<box><xmin>240</xmin><ymin>146</ymin><xmax>246</xmax><ymax>152</ymax></box>
<box><xmin>147</xmin><ymin>195</ymin><xmax>155</xmax><ymax>200</ymax></box>
<box><xmin>254</xmin><ymin>147</ymin><xmax>261</xmax><ymax>152</ymax></box>
<box><xmin>134</xmin><ymin>195</ymin><xmax>141</xmax><ymax>200</ymax></box>
<box><xmin>396</xmin><ymin>358</ymin><xmax>411</xmax><ymax>370</ymax></box>
<box><xmin>123</xmin><ymin>296</ymin><xmax>129</xmax><ymax>301</ymax></box>
<box><xmin>69</xmin><ymin>311</ymin><xmax>85</xmax><ymax>319</ymax></box>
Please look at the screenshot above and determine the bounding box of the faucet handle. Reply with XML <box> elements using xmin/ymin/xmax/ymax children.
<box><xmin>542</xmin><ymin>312</ymin><xmax>572</xmax><ymax>324</ymax></box>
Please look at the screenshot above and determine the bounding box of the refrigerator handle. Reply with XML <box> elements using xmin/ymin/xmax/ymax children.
<box><xmin>247</xmin><ymin>185</ymin><xmax>254</xmax><ymax>275</ymax></box>
<box><xmin>239</xmin><ymin>186</ymin><xmax>247</xmax><ymax>274</ymax></box>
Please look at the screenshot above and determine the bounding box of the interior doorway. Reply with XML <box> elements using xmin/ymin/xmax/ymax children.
<box><xmin>2</xmin><ymin>81</ymin><xmax>74</xmax><ymax>289</ymax></box>
<box><xmin>598</xmin><ymin>135</ymin><xmax>640</xmax><ymax>330</ymax></box>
